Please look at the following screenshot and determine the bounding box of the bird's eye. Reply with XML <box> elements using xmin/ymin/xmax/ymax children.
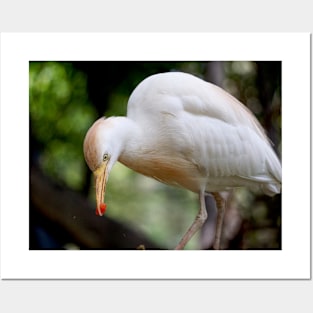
<box><xmin>103</xmin><ymin>153</ymin><xmax>109</xmax><ymax>161</ymax></box>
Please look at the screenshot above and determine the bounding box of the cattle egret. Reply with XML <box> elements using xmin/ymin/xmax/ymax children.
<box><xmin>83</xmin><ymin>72</ymin><xmax>281</xmax><ymax>250</ymax></box>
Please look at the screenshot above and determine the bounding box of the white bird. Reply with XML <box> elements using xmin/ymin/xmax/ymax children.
<box><xmin>83</xmin><ymin>72</ymin><xmax>281</xmax><ymax>250</ymax></box>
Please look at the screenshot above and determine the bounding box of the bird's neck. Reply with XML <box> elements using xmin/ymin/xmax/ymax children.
<box><xmin>112</xmin><ymin>116</ymin><xmax>143</xmax><ymax>162</ymax></box>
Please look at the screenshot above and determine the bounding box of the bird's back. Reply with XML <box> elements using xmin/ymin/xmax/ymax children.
<box><xmin>126</xmin><ymin>72</ymin><xmax>281</xmax><ymax>196</ymax></box>
<box><xmin>128</xmin><ymin>72</ymin><xmax>271</xmax><ymax>141</ymax></box>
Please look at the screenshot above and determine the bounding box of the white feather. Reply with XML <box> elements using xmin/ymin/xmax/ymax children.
<box><xmin>125</xmin><ymin>72</ymin><xmax>281</xmax><ymax>195</ymax></box>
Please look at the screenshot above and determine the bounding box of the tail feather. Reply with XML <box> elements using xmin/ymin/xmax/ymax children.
<box><xmin>263</xmin><ymin>146</ymin><xmax>282</xmax><ymax>196</ymax></box>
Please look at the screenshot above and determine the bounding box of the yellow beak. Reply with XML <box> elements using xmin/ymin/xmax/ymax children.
<box><xmin>94</xmin><ymin>162</ymin><xmax>109</xmax><ymax>216</ymax></box>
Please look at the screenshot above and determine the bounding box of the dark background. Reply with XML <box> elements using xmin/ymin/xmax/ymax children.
<box><xmin>29</xmin><ymin>61</ymin><xmax>281</xmax><ymax>250</ymax></box>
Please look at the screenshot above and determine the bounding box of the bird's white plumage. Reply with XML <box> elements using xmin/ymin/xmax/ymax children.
<box><xmin>123</xmin><ymin>72</ymin><xmax>281</xmax><ymax>196</ymax></box>
<box><xmin>83</xmin><ymin>71</ymin><xmax>281</xmax><ymax>249</ymax></box>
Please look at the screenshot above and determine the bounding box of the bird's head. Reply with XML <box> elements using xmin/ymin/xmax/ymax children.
<box><xmin>83</xmin><ymin>117</ymin><xmax>122</xmax><ymax>216</ymax></box>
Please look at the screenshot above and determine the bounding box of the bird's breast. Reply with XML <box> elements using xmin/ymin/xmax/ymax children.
<box><xmin>119</xmin><ymin>152</ymin><xmax>203</xmax><ymax>193</ymax></box>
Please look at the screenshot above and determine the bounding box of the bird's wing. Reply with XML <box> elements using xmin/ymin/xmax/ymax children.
<box><xmin>127</xmin><ymin>72</ymin><xmax>281</xmax><ymax>193</ymax></box>
<box><xmin>128</xmin><ymin>72</ymin><xmax>269</xmax><ymax>143</ymax></box>
<box><xmin>181</xmin><ymin>83</ymin><xmax>270</xmax><ymax>144</ymax></box>
<box><xmin>174</xmin><ymin>110</ymin><xmax>279</xmax><ymax>178</ymax></box>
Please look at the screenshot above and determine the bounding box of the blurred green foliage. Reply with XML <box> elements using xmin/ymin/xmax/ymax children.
<box><xmin>30</xmin><ymin>62</ymin><xmax>97</xmax><ymax>189</ymax></box>
<box><xmin>30</xmin><ymin>61</ymin><xmax>281</xmax><ymax>249</ymax></box>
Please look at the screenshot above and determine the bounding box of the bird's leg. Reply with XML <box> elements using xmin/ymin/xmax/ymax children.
<box><xmin>212</xmin><ymin>192</ymin><xmax>226</xmax><ymax>250</ymax></box>
<box><xmin>174</xmin><ymin>189</ymin><xmax>207</xmax><ymax>250</ymax></box>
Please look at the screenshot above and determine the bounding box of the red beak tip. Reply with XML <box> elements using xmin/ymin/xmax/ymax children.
<box><xmin>96</xmin><ymin>203</ymin><xmax>107</xmax><ymax>216</ymax></box>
